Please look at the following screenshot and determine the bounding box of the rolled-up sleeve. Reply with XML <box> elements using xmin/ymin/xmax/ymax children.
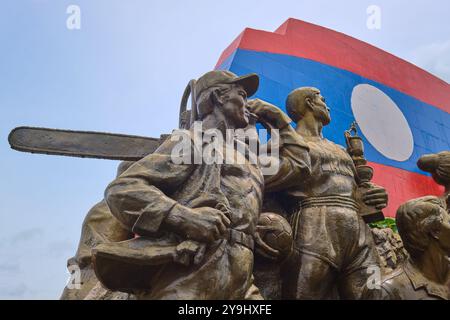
<box><xmin>264</xmin><ymin>125</ymin><xmax>311</xmax><ymax>192</ymax></box>
<box><xmin>105</xmin><ymin>139</ymin><xmax>195</xmax><ymax>236</ymax></box>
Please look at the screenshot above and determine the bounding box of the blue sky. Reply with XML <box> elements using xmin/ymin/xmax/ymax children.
<box><xmin>0</xmin><ymin>0</ymin><xmax>449</xmax><ymax>299</ymax></box>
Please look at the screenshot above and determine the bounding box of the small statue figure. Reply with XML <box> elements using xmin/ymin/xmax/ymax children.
<box><xmin>249</xmin><ymin>87</ymin><xmax>388</xmax><ymax>299</ymax></box>
<box><xmin>363</xmin><ymin>196</ymin><xmax>450</xmax><ymax>300</ymax></box>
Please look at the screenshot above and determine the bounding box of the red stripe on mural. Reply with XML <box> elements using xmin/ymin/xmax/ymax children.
<box><xmin>369</xmin><ymin>161</ymin><xmax>444</xmax><ymax>218</ymax></box>
<box><xmin>216</xmin><ymin>19</ymin><xmax>450</xmax><ymax>114</ymax></box>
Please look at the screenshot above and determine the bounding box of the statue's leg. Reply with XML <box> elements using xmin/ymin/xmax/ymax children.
<box><xmin>282</xmin><ymin>250</ymin><xmax>337</xmax><ymax>299</ymax></box>
<box><xmin>338</xmin><ymin>218</ymin><xmax>381</xmax><ymax>300</ymax></box>
<box><xmin>338</xmin><ymin>267</ymin><xmax>373</xmax><ymax>300</ymax></box>
<box><xmin>282</xmin><ymin>206</ymin><xmax>342</xmax><ymax>299</ymax></box>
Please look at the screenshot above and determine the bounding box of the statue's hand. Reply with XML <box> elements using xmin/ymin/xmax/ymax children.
<box><xmin>165</xmin><ymin>204</ymin><xmax>231</xmax><ymax>243</ymax></box>
<box><xmin>361</xmin><ymin>183</ymin><xmax>388</xmax><ymax>210</ymax></box>
<box><xmin>246</xmin><ymin>99</ymin><xmax>292</xmax><ymax>129</ymax></box>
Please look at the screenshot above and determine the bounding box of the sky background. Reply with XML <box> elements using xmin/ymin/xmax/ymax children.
<box><xmin>0</xmin><ymin>0</ymin><xmax>449</xmax><ymax>299</ymax></box>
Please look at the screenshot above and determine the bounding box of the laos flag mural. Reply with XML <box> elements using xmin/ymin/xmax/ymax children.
<box><xmin>215</xmin><ymin>18</ymin><xmax>450</xmax><ymax>218</ymax></box>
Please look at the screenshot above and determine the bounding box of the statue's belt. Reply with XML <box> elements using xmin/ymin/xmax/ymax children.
<box><xmin>299</xmin><ymin>195</ymin><xmax>359</xmax><ymax>211</ymax></box>
<box><xmin>226</xmin><ymin>229</ymin><xmax>254</xmax><ymax>251</ymax></box>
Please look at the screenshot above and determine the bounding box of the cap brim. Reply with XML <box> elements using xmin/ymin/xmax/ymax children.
<box><xmin>230</xmin><ymin>73</ymin><xmax>259</xmax><ymax>98</ymax></box>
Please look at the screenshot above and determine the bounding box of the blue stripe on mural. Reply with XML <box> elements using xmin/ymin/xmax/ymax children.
<box><xmin>217</xmin><ymin>49</ymin><xmax>450</xmax><ymax>176</ymax></box>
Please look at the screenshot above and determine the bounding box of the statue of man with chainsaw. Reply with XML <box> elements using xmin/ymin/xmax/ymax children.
<box><xmin>91</xmin><ymin>70</ymin><xmax>311</xmax><ymax>299</ymax></box>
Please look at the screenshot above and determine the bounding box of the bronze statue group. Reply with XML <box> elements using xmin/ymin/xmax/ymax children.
<box><xmin>58</xmin><ymin>71</ymin><xmax>449</xmax><ymax>300</ymax></box>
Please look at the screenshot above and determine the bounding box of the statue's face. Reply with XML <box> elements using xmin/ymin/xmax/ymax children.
<box><xmin>310</xmin><ymin>90</ymin><xmax>331</xmax><ymax>125</ymax></box>
<box><xmin>436</xmin><ymin>207</ymin><xmax>450</xmax><ymax>256</ymax></box>
<box><xmin>220</xmin><ymin>84</ymin><xmax>249</xmax><ymax>128</ymax></box>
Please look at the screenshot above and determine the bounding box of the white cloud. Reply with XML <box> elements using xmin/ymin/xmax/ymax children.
<box><xmin>408</xmin><ymin>40</ymin><xmax>450</xmax><ymax>83</ymax></box>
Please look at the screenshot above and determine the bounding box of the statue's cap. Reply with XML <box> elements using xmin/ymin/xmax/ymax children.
<box><xmin>194</xmin><ymin>70</ymin><xmax>259</xmax><ymax>99</ymax></box>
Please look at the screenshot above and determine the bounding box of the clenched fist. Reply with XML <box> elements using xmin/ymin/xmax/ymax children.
<box><xmin>246</xmin><ymin>99</ymin><xmax>293</xmax><ymax>129</ymax></box>
<box><xmin>361</xmin><ymin>183</ymin><xmax>388</xmax><ymax>210</ymax></box>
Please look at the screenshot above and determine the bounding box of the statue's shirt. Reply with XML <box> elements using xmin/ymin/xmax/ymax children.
<box><xmin>171</xmin><ymin>137</ymin><xmax>265</xmax><ymax>236</ymax></box>
<box><xmin>286</xmin><ymin>136</ymin><xmax>357</xmax><ymax>199</ymax></box>
<box><xmin>104</xmin><ymin>132</ymin><xmax>265</xmax><ymax>299</ymax></box>
<box><xmin>364</xmin><ymin>259</ymin><xmax>449</xmax><ymax>300</ymax></box>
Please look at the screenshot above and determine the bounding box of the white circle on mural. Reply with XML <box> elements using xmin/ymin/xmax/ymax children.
<box><xmin>351</xmin><ymin>84</ymin><xmax>414</xmax><ymax>161</ymax></box>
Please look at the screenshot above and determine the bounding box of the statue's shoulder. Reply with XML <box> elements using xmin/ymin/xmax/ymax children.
<box><xmin>140</xmin><ymin>129</ymin><xmax>197</xmax><ymax>157</ymax></box>
<box><xmin>134</xmin><ymin>129</ymin><xmax>200</xmax><ymax>170</ymax></box>
<box><xmin>381</xmin><ymin>265</ymin><xmax>407</xmax><ymax>286</ymax></box>
<box><xmin>363</xmin><ymin>266</ymin><xmax>407</xmax><ymax>300</ymax></box>
<box><xmin>319</xmin><ymin>138</ymin><xmax>351</xmax><ymax>158</ymax></box>
<box><xmin>377</xmin><ymin>266</ymin><xmax>410</xmax><ymax>299</ymax></box>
